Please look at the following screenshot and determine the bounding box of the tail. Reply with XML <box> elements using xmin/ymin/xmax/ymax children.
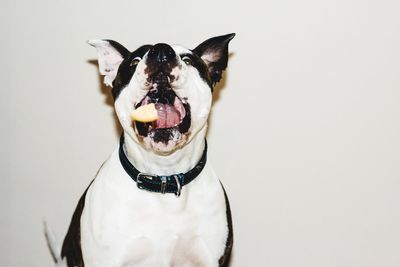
<box><xmin>43</xmin><ymin>221</ymin><xmax>62</xmax><ymax>263</ymax></box>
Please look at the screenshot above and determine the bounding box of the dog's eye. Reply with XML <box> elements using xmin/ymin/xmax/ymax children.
<box><xmin>182</xmin><ymin>56</ymin><xmax>192</xmax><ymax>65</ymax></box>
<box><xmin>130</xmin><ymin>57</ymin><xmax>141</xmax><ymax>66</ymax></box>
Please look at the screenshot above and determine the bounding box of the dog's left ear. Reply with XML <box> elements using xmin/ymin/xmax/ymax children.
<box><xmin>193</xmin><ymin>33</ymin><xmax>235</xmax><ymax>86</ymax></box>
<box><xmin>88</xmin><ymin>40</ymin><xmax>130</xmax><ymax>87</ymax></box>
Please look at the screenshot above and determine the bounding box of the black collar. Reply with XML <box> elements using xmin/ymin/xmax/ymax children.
<box><xmin>119</xmin><ymin>134</ymin><xmax>207</xmax><ymax>196</ymax></box>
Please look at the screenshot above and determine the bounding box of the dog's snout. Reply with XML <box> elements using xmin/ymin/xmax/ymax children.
<box><xmin>145</xmin><ymin>43</ymin><xmax>178</xmax><ymax>84</ymax></box>
<box><xmin>148</xmin><ymin>43</ymin><xmax>176</xmax><ymax>64</ymax></box>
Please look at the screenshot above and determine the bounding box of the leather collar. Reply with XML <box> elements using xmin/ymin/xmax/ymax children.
<box><xmin>119</xmin><ymin>134</ymin><xmax>207</xmax><ymax>196</ymax></box>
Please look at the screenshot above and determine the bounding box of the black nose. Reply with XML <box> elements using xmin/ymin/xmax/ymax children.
<box><xmin>147</xmin><ymin>43</ymin><xmax>176</xmax><ymax>64</ymax></box>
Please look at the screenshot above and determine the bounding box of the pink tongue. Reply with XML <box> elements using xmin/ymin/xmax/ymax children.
<box><xmin>154</xmin><ymin>103</ymin><xmax>181</xmax><ymax>129</ymax></box>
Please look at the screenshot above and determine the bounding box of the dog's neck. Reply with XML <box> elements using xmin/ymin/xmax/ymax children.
<box><xmin>123</xmin><ymin>127</ymin><xmax>207</xmax><ymax>176</ymax></box>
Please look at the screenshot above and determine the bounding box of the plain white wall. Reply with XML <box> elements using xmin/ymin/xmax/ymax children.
<box><xmin>1</xmin><ymin>0</ymin><xmax>400</xmax><ymax>266</ymax></box>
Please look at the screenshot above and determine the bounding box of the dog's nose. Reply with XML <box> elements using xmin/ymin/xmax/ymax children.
<box><xmin>148</xmin><ymin>43</ymin><xmax>176</xmax><ymax>64</ymax></box>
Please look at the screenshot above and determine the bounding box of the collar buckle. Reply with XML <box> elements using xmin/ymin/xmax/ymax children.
<box><xmin>160</xmin><ymin>176</ymin><xmax>167</xmax><ymax>194</ymax></box>
<box><xmin>136</xmin><ymin>173</ymin><xmax>157</xmax><ymax>190</ymax></box>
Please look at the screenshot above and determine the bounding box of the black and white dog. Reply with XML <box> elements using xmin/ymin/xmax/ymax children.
<box><xmin>51</xmin><ymin>34</ymin><xmax>235</xmax><ymax>267</ymax></box>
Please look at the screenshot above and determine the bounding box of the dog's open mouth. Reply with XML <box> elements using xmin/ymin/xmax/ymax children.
<box><xmin>133</xmin><ymin>88</ymin><xmax>191</xmax><ymax>143</ymax></box>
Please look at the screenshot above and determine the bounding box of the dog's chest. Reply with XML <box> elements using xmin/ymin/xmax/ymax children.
<box><xmin>80</xmin><ymin>150</ymin><xmax>228</xmax><ymax>267</ymax></box>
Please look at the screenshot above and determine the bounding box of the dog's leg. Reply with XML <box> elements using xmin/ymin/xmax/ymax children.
<box><xmin>171</xmin><ymin>236</ymin><xmax>214</xmax><ymax>267</ymax></box>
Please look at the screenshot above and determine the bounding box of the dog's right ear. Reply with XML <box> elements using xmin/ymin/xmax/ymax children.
<box><xmin>193</xmin><ymin>33</ymin><xmax>235</xmax><ymax>86</ymax></box>
<box><xmin>88</xmin><ymin>40</ymin><xmax>130</xmax><ymax>87</ymax></box>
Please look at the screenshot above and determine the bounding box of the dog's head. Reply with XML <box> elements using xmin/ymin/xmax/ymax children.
<box><xmin>90</xmin><ymin>34</ymin><xmax>235</xmax><ymax>154</ymax></box>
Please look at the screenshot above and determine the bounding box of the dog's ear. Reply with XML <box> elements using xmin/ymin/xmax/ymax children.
<box><xmin>88</xmin><ymin>40</ymin><xmax>130</xmax><ymax>87</ymax></box>
<box><xmin>193</xmin><ymin>33</ymin><xmax>235</xmax><ymax>86</ymax></box>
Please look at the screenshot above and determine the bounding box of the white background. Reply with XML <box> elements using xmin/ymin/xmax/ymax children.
<box><xmin>1</xmin><ymin>0</ymin><xmax>400</xmax><ymax>266</ymax></box>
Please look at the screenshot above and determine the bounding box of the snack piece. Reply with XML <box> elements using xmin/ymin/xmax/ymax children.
<box><xmin>131</xmin><ymin>103</ymin><xmax>159</xmax><ymax>123</ymax></box>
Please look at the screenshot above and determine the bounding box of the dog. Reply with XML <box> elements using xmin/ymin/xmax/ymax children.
<box><xmin>49</xmin><ymin>33</ymin><xmax>235</xmax><ymax>267</ymax></box>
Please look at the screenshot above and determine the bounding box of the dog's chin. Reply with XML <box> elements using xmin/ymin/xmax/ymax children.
<box><xmin>141</xmin><ymin>129</ymin><xmax>189</xmax><ymax>154</ymax></box>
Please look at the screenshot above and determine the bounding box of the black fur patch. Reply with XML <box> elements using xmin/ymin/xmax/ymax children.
<box><xmin>105</xmin><ymin>39</ymin><xmax>131</xmax><ymax>59</ymax></box>
<box><xmin>112</xmin><ymin>45</ymin><xmax>152</xmax><ymax>99</ymax></box>
<box><xmin>179</xmin><ymin>53</ymin><xmax>213</xmax><ymax>88</ymax></box>
<box><xmin>219</xmin><ymin>183</ymin><xmax>234</xmax><ymax>267</ymax></box>
<box><xmin>152</xmin><ymin>128</ymin><xmax>176</xmax><ymax>144</ymax></box>
<box><xmin>61</xmin><ymin>180</ymin><xmax>95</xmax><ymax>267</ymax></box>
<box><xmin>145</xmin><ymin>43</ymin><xmax>179</xmax><ymax>84</ymax></box>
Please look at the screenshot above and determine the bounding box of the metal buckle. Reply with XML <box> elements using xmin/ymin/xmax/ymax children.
<box><xmin>160</xmin><ymin>176</ymin><xmax>167</xmax><ymax>194</ymax></box>
<box><xmin>136</xmin><ymin>173</ymin><xmax>156</xmax><ymax>190</ymax></box>
<box><xmin>137</xmin><ymin>173</ymin><xmax>183</xmax><ymax>196</ymax></box>
<box><xmin>174</xmin><ymin>174</ymin><xmax>182</xmax><ymax>197</ymax></box>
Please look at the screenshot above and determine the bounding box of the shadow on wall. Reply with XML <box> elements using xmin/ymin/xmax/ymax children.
<box><xmin>88</xmin><ymin>59</ymin><xmax>123</xmax><ymax>138</ymax></box>
<box><xmin>208</xmin><ymin>53</ymin><xmax>234</xmax><ymax>136</ymax></box>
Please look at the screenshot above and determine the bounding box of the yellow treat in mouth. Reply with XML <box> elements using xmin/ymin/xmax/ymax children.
<box><xmin>131</xmin><ymin>103</ymin><xmax>159</xmax><ymax>123</ymax></box>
